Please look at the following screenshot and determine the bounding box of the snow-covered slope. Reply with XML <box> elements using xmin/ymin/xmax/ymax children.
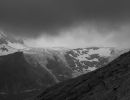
<box><xmin>0</xmin><ymin>44</ymin><xmax>17</xmax><ymax>55</ymax></box>
<box><xmin>0</xmin><ymin>32</ymin><xmax>28</xmax><ymax>55</ymax></box>
<box><xmin>65</xmin><ymin>47</ymin><xmax>129</xmax><ymax>77</ymax></box>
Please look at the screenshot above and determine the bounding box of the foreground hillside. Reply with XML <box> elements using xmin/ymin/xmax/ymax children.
<box><xmin>36</xmin><ymin>51</ymin><xmax>130</xmax><ymax>100</ymax></box>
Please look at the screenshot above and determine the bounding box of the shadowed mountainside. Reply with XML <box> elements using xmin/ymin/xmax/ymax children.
<box><xmin>36</xmin><ymin>51</ymin><xmax>130</xmax><ymax>100</ymax></box>
<box><xmin>0</xmin><ymin>52</ymin><xmax>57</xmax><ymax>100</ymax></box>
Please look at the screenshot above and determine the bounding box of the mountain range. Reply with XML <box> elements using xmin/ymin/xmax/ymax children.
<box><xmin>0</xmin><ymin>32</ymin><xmax>129</xmax><ymax>100</ymax></box>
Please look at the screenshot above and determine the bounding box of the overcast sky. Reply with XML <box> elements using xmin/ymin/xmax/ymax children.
<box><xmin>0</xmin><ymin>0</ymin><xmax>130</xmax><ymax>48</ymax></box>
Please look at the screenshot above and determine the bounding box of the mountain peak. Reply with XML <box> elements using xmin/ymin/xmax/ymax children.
<box><xmin>0</xmin><ymin>31</ymin><xmax>28</xmax><ymax>52</ymax></box>
<box><xmin>0</xmin><ymin>31</ymin><xmax>24</xmax><ymax>44</ymax></box>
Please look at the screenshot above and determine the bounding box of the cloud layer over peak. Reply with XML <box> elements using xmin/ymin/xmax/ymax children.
<box><xmin>0</xmin><ymin>0</ymin><xmax>130</xmax><ymax>48</ymax></box>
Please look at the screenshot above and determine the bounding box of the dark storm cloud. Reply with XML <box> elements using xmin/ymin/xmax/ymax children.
<box><xmin>0</xmin><ymin>0</ymin><xmax>130</xmax><ymax>36</ymax></box>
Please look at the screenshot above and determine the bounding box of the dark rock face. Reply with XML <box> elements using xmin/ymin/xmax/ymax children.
<box><xmin>36</xmin><ymin>51</ymin><xmax>130</xmax><ymax>100</ymax></box>
<box><xmin>0</xmin><ymin>52</ymin><xmax>57</xmax><ymax>100</ymax></box>
<box><xmin>24</xmin><ymin>51</ymin><xmax>73</xmax><ymax>83</ymax></box>
<box><xmin>0</xmin><ymin>51</ymin><xmax>75</xmax><ymax>100</ymax></box>
<box><xmin>45</xmin><ymin>56</ymin><xmax>73</xmax><ymax>82</ymax></box>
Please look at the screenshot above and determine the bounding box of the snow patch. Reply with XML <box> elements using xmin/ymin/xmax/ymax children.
<box><xmin>0</xmin><ymin>44</ymin><xmax>17</xmax><ymax>55</ymax></box>
<box><xmin>88</xmin><ymin>48</ymin><xmax>111</xmax><ymax>57</ymax></box>
<box><xmin>8</xmin><ymin>41</ymin><xmax>26</xmax><ymax>50</ymax></box>
<box><xmin>87</xmin><ymin>66</ymin><xmax>97</xmax><ymax>71</ymax></box>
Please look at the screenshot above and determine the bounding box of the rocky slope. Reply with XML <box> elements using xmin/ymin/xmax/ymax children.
<box><xmin>36</xmin><ymin>51</ymin><xmax>130</xmax><ymax>100</ymax></box>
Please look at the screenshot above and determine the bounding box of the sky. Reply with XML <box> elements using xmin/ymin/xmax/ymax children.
<box><xmin>0</xmin><ymin>0</ymin><xmax>130</xmax><ymax>48</ymax></box>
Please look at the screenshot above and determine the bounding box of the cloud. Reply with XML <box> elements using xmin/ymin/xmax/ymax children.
<box><xmin>24</xmin><ymin>26</ymin><xmax>117</xmax><ymax>48</ymax></box>
<box><xmin>0</xmin><ymin>0</ymin><xmax>130</xmax><ymax>48</ymax></box>
<box><xmin>0</xmin><ymin>0</ymin><xmax>130</xmax><ymax>36</ymax></box>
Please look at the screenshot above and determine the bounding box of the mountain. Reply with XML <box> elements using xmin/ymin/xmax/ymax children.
<box><xmin>36</xmin><ymin>50</ymin><xmax>130</xmax><ymax>100</ymax></box>
<box><xmin>0</xmin><ymin>32</ymin><xmax>128</xmax><ymax>77</ymax></box>
<box><xmin>0</xmin><ymin>48</ymin><xmax>126</xmax><ymax>100</ymax></box>
<box><xmin>0</xmin><ymin>31</ymin><xmax>28</xmax><ymax>56</ymax></box>
<box><xmin>0</xmin><ymin>32</ymin><xmax>129</xmax><ymax>100</ymax></box>
<box><xmin>24</xmin><ymin>47</ymin><xmax>128</xmax><ymax>79</ymax></box>
<box><xmin>0</xmin><ymin>31</ymin><xmax>24</xmax><ymax>45</ymax></box>
<box><xmin>0</xmin><ymin>52</ymin><xmax>58</xmax><ymax>100</ymax></box>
